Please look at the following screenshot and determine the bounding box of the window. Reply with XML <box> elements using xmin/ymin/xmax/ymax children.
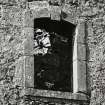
<box><xmin>14</xmin><ymin>3</ymin><xmax>87</xmax><ymax>100</ymax></box>
<box><xmin>33</xmin><ymin>18</ymin><xmax>75</xmax><ymax>92</ymax></box>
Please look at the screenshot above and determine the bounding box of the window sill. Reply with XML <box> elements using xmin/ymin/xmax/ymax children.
<box><xmin>23</xmin><ymin>88</ymin><xmax>88</xmax><ymax>101</ymax></box>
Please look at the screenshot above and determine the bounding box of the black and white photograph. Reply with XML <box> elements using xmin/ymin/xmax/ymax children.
<box><xmin>0</xmin><ymin>0</ymin><xmax>104</xmax><ymax>105</ymax></box>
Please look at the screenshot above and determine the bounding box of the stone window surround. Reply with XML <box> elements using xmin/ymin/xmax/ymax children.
<box><xmin>14</xmin><ymin>1</ymin><xmax>88</xmax><ymax>101</ymax></box>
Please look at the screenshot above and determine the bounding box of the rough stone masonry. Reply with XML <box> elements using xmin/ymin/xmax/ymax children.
<box><xmin>0</xmin><ymin>0</ymin><xmax>105</xmax><ymax>105</ymax></box>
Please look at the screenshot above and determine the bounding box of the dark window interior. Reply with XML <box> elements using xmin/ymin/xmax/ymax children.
<box><xmin>34</xmin><ymin>18</ymin><xmax>75</xmax><ymax>92</ymax></box>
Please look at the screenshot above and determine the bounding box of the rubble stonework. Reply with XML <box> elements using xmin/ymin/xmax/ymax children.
<box><xmin>0</xmin><ymin>0</ymin><xmax>105</xmax><ymax>105</ymax></box>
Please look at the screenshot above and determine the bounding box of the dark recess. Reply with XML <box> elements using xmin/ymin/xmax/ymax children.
<box><xmin>34</xmin><ymin>18</ymin><xmax>76</xmax><ymax>92</ymax></box>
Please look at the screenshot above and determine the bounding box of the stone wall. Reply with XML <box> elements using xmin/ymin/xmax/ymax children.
<box><xmin>0</xmin><ymin>1</ymin><xmax>26</xmax><ymax>104</ymax></box>
<box><xmin>84</xmin><ymin>1</ymin><xmax>105</xmax><ymax>105</ymax></box>
<box><xmin>0</xmin><ymin>0</ymin><xmax>105</xmax><ymax>105</ymax></box>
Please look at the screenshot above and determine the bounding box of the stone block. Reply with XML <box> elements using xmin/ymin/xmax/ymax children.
<box><xmin>28</xmin><ymin>1</ymin><xmax>49</xmax><ymax>10</ymax></box>
<box><xmin>14</xmin><ymin>56</ymin><xmax>34</xmax><ymax>88</ymax></box>
<box><xmin>77</xmin><ymin>43</ymin><xmax>86</xmax><ymax>61</ymax></box>
<box><xmin>73</xmin><ymin>59</ymin><xmax>86</xmax><ymax>92</ymax></box>
<box><xmin>4</xmin><ymin>6</ymin><xmax>23</xmax><ymax>26</ymax></box>
<box><xmin>0</xmin><ymin>5</ymin><xmax>3</xmax><ymax>20</ymax></box>
<box><xmin>87</xmin><ymin>22</ymin><xmax>93</xmax><ymax>37</ymax></box>
<box><xmin>25</xmin><ymin>88</ymin><xmax>88</xmax><ymax>101</ymax></box>
<box><xmin>61</xmin><ymin>12</ymin><xmax>76</xmax><ymax>24</ymax></box>
<box><xmin>23</xmin><ymin>27</ymin><xmax>34</xmax><ymax>55</ymax></box>
<box><xmin>13</xmin><ymin>56</ymin><xmax>25</xmax><ymax>87</ymax></box>
<box><xmin>0</xmin><ymin>30</ymin><xmax>6</xmax><ymax>44</ymax></box>
<box><xmin>25</xmin><ymin>56</ymin><xmax>34</xmax><ymax>88</ymax></box>
<box><xmin>49</xmin><ymin>0</ymin><xmax>62</xmax><ymax>6</ymax></box>
<box><xmin>37</xmin><ymin>8</ymin><xmax>50</xmax><ymax>18</ymax></box>
<box><xmin>31</xmin><ymin>8</ymin><xmax>50</xmax><ymax>18</ymax></box>
<box><xmin>14</xmin><ymin>52</ymin><xmax>34</xmax><ymax>88</ymax></box>
<box><xmin>61</xmin><ymin>4</ymin><xmax>76</xmax><ymax>24</ymax></box>
<box><xmin>77</xmin><ymin>22</ymin><xmax>86</xmax><ymax>43</ymax></box>
<box><xmin>28</xmin><ymin>1</ymin><xmax>50</xmax><ymax>18</ymax></box>
<box><xmin>23</xmin><ymin>27</ymin><xmax>34</xmax><ymax>38</ymax></box>
<box><xmin>24</xmin><ymin>38</ymin><xmax>34</xmax><ymax>56</ymax></box>
<box><xmin>77</xmin><ymin>60</ymin><xmax>86</xmax><ymax>92</ymax></box>
<box><xmin>23</xmin><ymin>11</ymin><xmax>34</xmax><ymax>28</ymax></box>
<box><xmin>50</xmin><ymin>6</ymin><xmax>61</xmax><ymax>20</ymax></box>
<box><xmin>0</xmin><ymin>0</ymin><xmax>9</xmax><ymax>4</ymax></box>
<box><xmin>0</xmin><ymin>0</ymin><xmax>21</xmax><ymax>4</ymax></box>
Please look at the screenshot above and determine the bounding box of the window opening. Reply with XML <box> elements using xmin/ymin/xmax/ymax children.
<box><xmin>34</xmin><ymin>18</ymin><xmax>75</xmax><ymax>92</ymax></box>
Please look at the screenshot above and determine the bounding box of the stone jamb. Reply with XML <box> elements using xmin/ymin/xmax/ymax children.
<box><xmin>73</xmin><ymin>21</ymin><xmax>87</xmax><ymax>93</ymax></box>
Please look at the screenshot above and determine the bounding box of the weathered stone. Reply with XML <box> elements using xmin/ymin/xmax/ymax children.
<box><xmin>13</xmin><ymin>56</ymin><xmax>25</xmax><ymax>87</ymax></box>
<box><xmin>0</xmin><ymin>0</ymin><xmax>9</xmax><ymax>4</ymax></box>
<box><xmin>28</xmin><ymin>1</ymin><xmax>50</xmax><ymax>19</ymax></box>
<box><xmin>0</xmin><ymin>30</ymin><xmax>6</xmax><ymax>43</ymax></box>
<box><xmin>73</xmin><ymin>25</ymin><xmax>87</xmax><ymax>93</ymax></box>
<box><xmin>62</xmin><ymin>4</ymin><xmax>77</xmax><ymax>24</ymax></box>
<box><xmin>77</xmin><ymin>60</ymin><xmax>86</xmax><ymax>92</ymax></box>
<box><xmin>31</xmin><ymin>8</ymin><xmax>50</xmax><ymax>18</ymax></box>
<box><xmin>65</xmin><ymin>0</ymin><xmax>85</xmax><ymax>5</ymax></box>
<box><xmin>23</xmin><ymin>27</ymin><xmax>34</xmax><ymax>55</ymax></box>
<box><xmin>50</xmin><ymin>6</ymin><xmax>61</xmax><ymax>20</ymax></box>
<box><xmin>61</xmin><ymin>12</ymin><xmax>76</xmax><ymax>25</ymax></box>
<box><xmin>49</xmin><ymin>0</ymin><xmax>62</xmax><ymax>6</ymax></box>
<box><xmin>86</xmin><ymin>21</ymin><xmax>93</xmax><ymax>37</ymax></box>
<box><xmin>28</xmin><ymin>1</ymin><xmax>49</xmax><ymax>10</ymax></box>
<box><xmin>3</xmin><ymin>6</ymin><xmax>24</xmax><ymax>26</ymax></box>
<box><xmin>1</xmin><ymin>0</ymin><xmax>105</xmax><ymax>104</ymax></box>
<box><xmin>25</xmin><ymin>56</ymin><xmax>34</xmax><ymax>88</ymax></box>
<box><xmin>0</xmin><ymin>5</ymin><xmax>3</xmax><ymax>20</ymax></box>
<box><xmin>23</xmin><ymin>11</ymin><xmax>34</xmax><ymax>27</ymax></box>
<box><xmin>20</xmin><ymin>27</ymin><xmax>35</xmax><ymax>88</ymax></box>
<box><xmin>25</xmin><ymin>88</ymin><xmax>87</xmax><ymax>101</ymax></box>
<box><xmin>77</xmin><ymin>43</ymin><xmax>86</xmax><ymax>61</ymax></box>
<box><xmin>73</xmin><ymin>59</ymin><xmax>87</xmax><ymax>93</ymax></box>
<box><xmin>65</xmin><ymin>0</ymin><xmax>73</xmax><ymax>3</ymax></box>
<box><xmin>77</xmin><ymin>21</ymin><xmax>86</xmax><ymax>43</ymax></box>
